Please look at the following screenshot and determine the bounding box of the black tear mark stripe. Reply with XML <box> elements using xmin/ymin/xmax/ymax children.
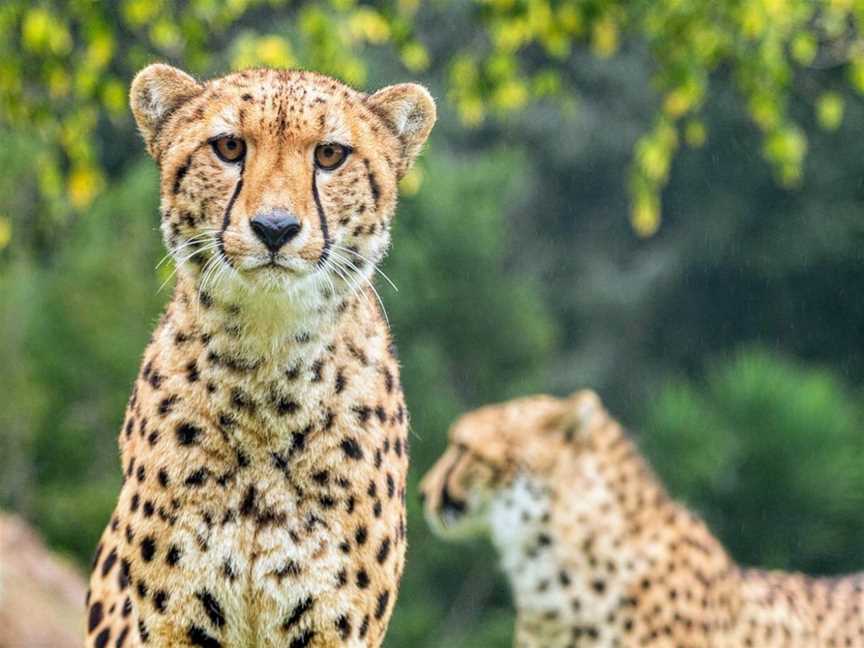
<box><xmin>363</xmin><ymin>159</ymin><xmax>380</xmax><ymax>210</ymax></box>
<box><xmin>312</xmin><ymin>171</ymin><xmax>331</xmax><ymax>266</ymax></box>
<box><xmin>217</xmin><ymin>161</ymin><xmax>246</xmax><ymax>260</ymax></box>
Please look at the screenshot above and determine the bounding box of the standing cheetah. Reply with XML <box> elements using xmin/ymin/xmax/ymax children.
<box><xmin>420</xmin><ymin>390</ymin><xmax>864</xmax><ymax>647</ymax></box>
<box><xmin>85</xmin><ymin>64</ymin><xmax>435</xmax><ymax>648</ymax></box>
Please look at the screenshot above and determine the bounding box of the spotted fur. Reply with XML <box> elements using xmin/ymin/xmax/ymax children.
<box><xmin>420</xmin><ymin>390</ymin><xmax>864</xmax><ymax>647</ymax></box>
<box><xmin>85</xmin><ymin>65</ymin><xmax>435</xmax><ymax>648</ymax></box>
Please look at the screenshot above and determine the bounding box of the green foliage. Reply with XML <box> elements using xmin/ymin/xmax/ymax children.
<box><xmin>642</xmin><ymin>348</ymin><xmax>864</xmax><ymax>574</ymax></box>
<box><xmin>0</xmin><ymin>155</ymin><xmax>164</xmax><ymax>559</ymax></box>
<box><xmin>2</xmin><ymin>0</ymin><xmax>863</xmax><ymax>242</ymax></box>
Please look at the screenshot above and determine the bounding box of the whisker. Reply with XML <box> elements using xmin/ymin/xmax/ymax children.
<box><xmin>331</xmin><ymin>251</ymin><xmax>389</xmax><ymax>326</ymax></box>
<box><xmin>331</xmin><ymin>244</ymin><xmax>398</xmax><ymax>293</ymax></box>
<box><xmin>156</xmin><ymin>230</ymin><xmax>220</xmax><ymax>269</ymax></box>
<box><xmin>328</xmin><ymin>252</ymin><xmax>382</xmax><ymax>323</ymax></box>
<box><xmin>155</xmin><ymin>243</ymin><xmax>222</xmax><ymax>294</ymax></box>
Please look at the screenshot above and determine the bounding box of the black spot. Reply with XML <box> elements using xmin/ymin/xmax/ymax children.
<box><xmin>88</xmin><ymin>601</ymin><xmax>104</xmax><ymax>631</ymax></box>
<box><xmin>353</xmin><ymin>405</ymin><xmax>371</xmax><ymax>423</ymax></box>
<box><xmin>153</xmin><ymin>590</ymin><xmax>169</xmax><ymax>613</ymax></box>
<box><xmin>375</xmin><ymin>406</ymin><xmax>387</xmax><ymax>423</ymax></box>
<box><xmin>374</xmin><ymin>590</ymin><xmax>390</xmax><ymax>620</ymax></box>
<box><xmin>101</xmin><ymin>547</ymin><xmax>118</xmax><ymax>577</ymax></box>
<box><xmin>240</xmin><ymin>485</ymin><xmax>257</xmax><ymax>517</ymax></box>
<box><xmin>322</xmin><ymin>409</ymin><xmax>335</xmax><ymax>430</ymax></box>
<box><xmin>196</xmin><ymin>590</ymin><xmax>226</xmax><ymax>628</ymax></box>
<box><xmin>355</xmin><ymin>526</ymin><xmax>368</xmax><ymax>545</ymax></box>
<box><xmin>166</xmin><ymin>544</ymin><xmax>182</xmax><ymax>566</ymax></box>
<box><xmin>273</xmin><ymin>561</ymin><xmax>302</xmax><ymax>579</ymax></box>
<box><xmin>276</xmin><ymin>398</ymin><xmax>299</xmax><ymax>416</ymax></box>
<box><xmin>289</xmin><ymin>630</ymin><xmax>314</xmax><ymax>648</ymax></box>
<box><xmin>115</xmin><ymin>625</ymin><xmax>130</xmax><ymax>647</ymax></box>
<box><xmin>158</xmin><ymin>395</ymin><xmax>178</xmax><ymax>415</ymax></box>
<box><xmin>186</xmin><ymin>360</ymin><xmax>200</xmax><ymax>382</ymax></box>
<box><xmin>341</xmin><ymin>438</ymin><xmax>363</xmax><ymax>460</ymax></box>
<box><xmin>157</xmin><ymin>469</ymin><xmax>170</xmax><ymax>487</ymax></box>
<box><xmin>356</xmin><ymin>569</ymin><xmax>370</xmax><ymax>589</ymax></box>
<box><xmin>185</xmin><ymin>468</ymin><xmax>209</xmax><ymax>486</ymax></box>
<box><xmin>122</xmin><ymin>597</ymin><xmax>132</xmax><ymax>618</ymax></box>
<box><xmin>359</xmin><ymin>615</ymin><xmax>370</xmax><ymax>639</ymax></box>
<box><xmin>140</xmin><ymin>536</ymin><xmax>156</xmax><ymax>562</ymax></box>
<box><xmin>187</xmin><ymin>625</ymin><xmax>221</xmax><ymax>648</ymax></box>
<box><xmin>176</xmin><ymin>422</ymin><xmax>202</xmax><ymax>445</ymax></box>
<box><xmin>119</xmin><ymin>559</ymin><xmax>131</xmax><ymax>589</ymax></box>
<box><xmin>336</xmin><ymin>614</ymin><xmax>352</xmax><ymax>639</ymax></box>
<box><xmin>230</xmin><ymin>387</ymin><xmax>256</xmax><ymax>413</ymax></box>
<box><xmin>281</xmin><ymin>596</ymin><xmax>313</xmax><ymax>631</ymax></box>
<box><xmin>376</xmin><ymin>537</ymin><xmax>391</xmax><ymax>564</ymax></box>
<box><xmin>138</xmin><ymin>619</ymin><xmax>149</xmax><ymax>643</ymax></box>
<box><xmin>312</xmin><ymin>470</ymin><xmax>329</xmax><ymax>485</ymax></box>
<box><xmin>94</xmin><ymin>627</ymin><xmax>111</xmax><ymax>648</ymax></box>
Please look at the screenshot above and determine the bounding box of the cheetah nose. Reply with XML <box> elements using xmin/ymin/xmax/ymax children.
<box><xmin>250</xmin><ymin>210</ymin><xmax>302</xmax><ymax>253</ymax></box>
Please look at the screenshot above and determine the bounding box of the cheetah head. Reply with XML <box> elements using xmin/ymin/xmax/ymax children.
<box><xmin>130</xmin><ymin>65</ymin><xmax>435</xmax><ymax>304</ymax></box>
<box><xmin>419</xmin><ymin>390</ymin><xmax>605</xmax><ymax>539</ymax></box>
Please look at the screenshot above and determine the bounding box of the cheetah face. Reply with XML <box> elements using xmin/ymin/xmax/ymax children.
<box><xmin>420</xmin><ymin>391</ymin><xmax>604</xmax><ymax>540</ymax></box>
<box><xmin>130</xmin><ymin>65</ymin><xmax>435</xmax><ymax>301</ymax></box>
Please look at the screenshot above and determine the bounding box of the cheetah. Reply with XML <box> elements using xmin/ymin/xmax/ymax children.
<box><xmin>85</xmin><ymin>64</ymin><xmax>435</xmax><ymax>648</ymax></box>
<box><xmin>420</xmin><ymin>390</ymin><xmax>864</xmax><ymax>647</ymax></box>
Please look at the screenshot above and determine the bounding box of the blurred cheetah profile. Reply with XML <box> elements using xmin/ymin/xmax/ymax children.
<box><xmin>85</xmin><ymin>64</ymin><xmax>434</xmax><ymax>648</ymax></box>
<box><xmin>421</xmin><ymin>390</ymin><xmax>864</xmax><ymax>647</ymax></box>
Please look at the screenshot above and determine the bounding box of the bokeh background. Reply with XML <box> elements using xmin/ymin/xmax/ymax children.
<box><xmin>1</xmin><ymin>1</ymin><xmax>864</xmax><ymax>646</ymax></box>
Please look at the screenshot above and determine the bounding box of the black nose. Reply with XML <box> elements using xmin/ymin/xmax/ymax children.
<box><xmin>250</xmin><ymin>210</ymin><xmax>302</xmax><ymax>253</ymax></box>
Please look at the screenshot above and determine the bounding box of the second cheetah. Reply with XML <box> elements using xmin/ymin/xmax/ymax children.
<box><xmin>421</xmin><ymin>390</ymin><xmax>864</xmax><ymax>647</ymax></box>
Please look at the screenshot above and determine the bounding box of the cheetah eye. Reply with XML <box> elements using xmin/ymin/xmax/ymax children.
<box><xmin>314</xmin><ymin>143</ymin><xmax>350</xmax><ymax>171</ymax></box>
<box><xmin>211</xmin><ymin>136</ymin><xmax>246</xmax><ymax>163</ymax></box>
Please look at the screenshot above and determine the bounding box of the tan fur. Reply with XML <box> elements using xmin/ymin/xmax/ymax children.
<box><xmin>420</xmin><ymin>391</ymin><xmax>864</xmax><ymax>647</ymax></box>
<box><xmin>85</xmin><ymin>65</ymin><xmax>434</xmax><ymax>648</ymax></box>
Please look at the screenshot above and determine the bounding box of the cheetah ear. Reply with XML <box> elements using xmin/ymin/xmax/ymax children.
<box><xmin>130</xmin><ymin>64</ymin><xmax>202</xmax><ymax>157</ymax></box>
<box><xmin>366</xmin><ymin>83</ymin><xmax>436</xmax><ymax>179</ymax></box>
<box><xmin>552</xmin><ymin>390</ymin><xmax>604</xmax><ymax>441</ymax></box>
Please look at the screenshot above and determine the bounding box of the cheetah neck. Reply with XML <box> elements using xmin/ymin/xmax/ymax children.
<box><xmin>167</xmin><ymin>270</ymin><xmax>375</xmax><ymax>371</ymax></box>
<box><xmin>488</xmin><ymin>427</ymin><xmax>691</xmax><ymax>639</ymax></box>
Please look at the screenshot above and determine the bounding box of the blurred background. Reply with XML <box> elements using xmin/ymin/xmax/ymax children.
<box><xmin>1</xmin><ymin>1</ymin><xmax>863</xmax><ymax>646</ymax></box>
